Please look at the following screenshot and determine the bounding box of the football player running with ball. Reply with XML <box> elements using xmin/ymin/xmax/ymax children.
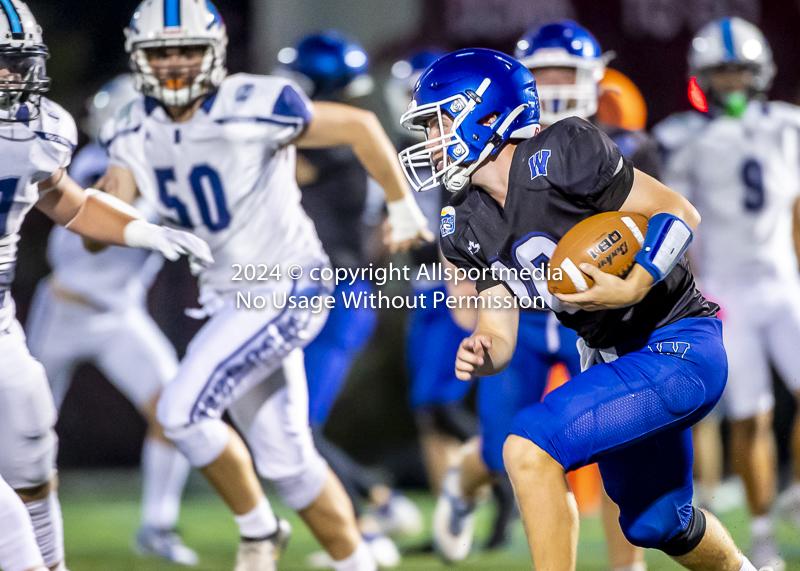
<box><xmin>98</xmin><ymin>2</ymin><xmax>430</xmax><ymax>571</ymax></box>
<box><xmin>656</xmin><ymin>17</ymin><xmax>800</xmax><ymax>571</ymax></box>
<box><xmin>0</xmin><ymin>2</ymin><xmax>212</xmax><ymax>571</ymax></box>
<box><xmin>399</xmin><ymin>48</ymin><xmax>768</xmax><ymax>571</ymax></box>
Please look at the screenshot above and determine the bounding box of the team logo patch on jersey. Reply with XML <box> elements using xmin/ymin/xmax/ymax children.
<box><xmin>441</xmin><ymin>206</ymin><xmax>456</xmax><ymax>237</ymax></box>
<box><xmin>528</xmin><ymin>149</ymin><xmax>551</xmax><ymax>179</ymax></box>
<box><xmin>467</xmin><ymin>240</ymin><xmax>481</xmax><ymax>254</ymax></box>
<box><xmin>236</xmin><ymin>84</ymin><xmax>254</xmax><ymax>103</ymax></box>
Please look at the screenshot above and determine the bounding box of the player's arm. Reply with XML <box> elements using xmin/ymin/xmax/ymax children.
<box><xmin>35</xmin><ymin>167</ymin><xmax>212</xmax><ymax>265</ymax></box>
<box><xmin>295</xmin><ymin>101</ymin><xmax>433</xmax><ymax>251</ymax></box>
<box><xmin>78</xmin><ymin>165</ymin><xmax>141</xmax><ymax>252</ymax></box>
<box><xmin>455</xmin><ymin>285</ymin><xmax>519</xmax><ymax>380</ymax></box>
<box><xmin>557</xmin><ymin>168</ymin><xmax>699</xmax><ymax>311</ymax></box>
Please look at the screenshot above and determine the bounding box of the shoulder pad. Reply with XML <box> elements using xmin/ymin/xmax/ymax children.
<box><xmin>652</xmin><ymin>111</ymin><xmax>708</xmax><ymax>151</ymax></box>
<box><xmin>209</xmin><ymin>73</ymin><xmax>313</xmax><ymax>127</ymax></box>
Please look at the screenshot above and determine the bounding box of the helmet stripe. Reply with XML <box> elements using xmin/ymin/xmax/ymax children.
<box><xmin>0</xmin><ymin>0</ymin><xmax>23</xmax><ymax>38</ymax></box>
<box><xmin>720</xmin><ymin>18</ymin><xmax>736</xmax><ymax>60</ymax></box>
<box><xmin>164</xmin><ymin>0</ymin><xmax>181</xmax><ymax>28</ymax></box>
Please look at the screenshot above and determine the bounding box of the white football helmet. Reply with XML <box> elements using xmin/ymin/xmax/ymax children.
<box><xmin>689</xmin><ymin>17</ymin><xmax>774</xmax><ymax>95</ymax></box>
<box><xmin>125</xmin><ymin>0</ymin><xmax>227</xmax><ymax>106</ymax></box>
<box><xmin>83</xmin><ymin>74</ymin><xmax>139</xmax><ymax>140</ymax></box>
<box><xmin>0</xmin><ymin>0</ymin><xmax>49</xmax><ymax>121</ymax></box>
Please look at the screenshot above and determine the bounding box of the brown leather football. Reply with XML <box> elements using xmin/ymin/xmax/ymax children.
<box><xmin>547</xmin><ymin>212</ymin><xmax>648</xmax><ymax>295</ymax></box>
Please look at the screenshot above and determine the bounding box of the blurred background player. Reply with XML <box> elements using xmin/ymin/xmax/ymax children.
<box><xmin>656</xmin><ymin>17</ymin><xmax>800</xmax><ymax>570</ymax></box>
<box><xmin>99</xmin><ymin>1</ymin><xmax>431</xmax><ymax>570</ymax></box>
<box><xmin>25</xmin><ymin>75</ymin><xmax>197</xmax><ymax>565</ymax></box>
<box><xmin>0</xmin><ymin>2</ymin><xmax>212</xmax><ymax>570</ymax></box>
<box><xmin>275</xmin><ymin>30</ymin><xmax>422</xmax><ymax>567</ymax></box>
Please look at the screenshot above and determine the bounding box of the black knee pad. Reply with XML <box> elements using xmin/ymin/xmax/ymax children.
<box><xmin>659</xmin><ymin>507</ymin><xmax>706</xmax><ymax>557</ymax></box>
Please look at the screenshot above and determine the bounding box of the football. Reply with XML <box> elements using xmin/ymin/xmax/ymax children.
<box><xmin>547</xmin><ymin>212</ymin><xmax>648</xmax><ymax>295</ymax></box>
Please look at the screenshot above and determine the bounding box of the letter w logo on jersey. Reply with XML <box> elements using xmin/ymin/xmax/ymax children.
<box><xmin>528</xmin><ymin>149</ymin><xmax>551</xmax><ymax>180</ymax></box>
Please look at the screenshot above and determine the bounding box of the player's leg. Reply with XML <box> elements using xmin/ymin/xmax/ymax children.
<box><xmin>0</xmin><ymin>321</ymin><xmax>65</xmax><ymax>571</ymax></box>
<box><xmin>24</xmin><ymin>281</ymin><xmax>83</xmax><ymax>411</ymax></box>
<box><xmin>691</xmin><ymin>413</ymin><xmax>724</xmax><ymax>510</ymax></box>
<box><xmin>155</xmin><ymin>281</ymin><xmax>332</xmax><ymax>566</ymax></box>
<box><xmin>766</xmin><ymin>286</ymin><xmax>800</xmax><ymax>529</ymax></box>
<box><xmin>598</xmin><ymin>429</ymin><xmax>745</xmax><ymax>571</ymax></box>
<box><xmin>407</xmin><ymin>294</ymin><xmax>476</xmax><ymax>493</ymax></box>
<box><xmin>716</xmin><ymin>289</ymin><xmax>781</xmax><ymax>569</ymax></box>
<box><xmin>0</xmin><ymin>473</ymin><xmax>47</xmax><ymax>571</ymax></box>
<box><xmin>96</xmin><ymin>307</ymin><xmax>195</xmax><ymax>563</ymax></box>
<box><xmin>552</xmin><ymin>319</ymin><xmax>646</xmax><ymax>571</ymax></box>
<box><xmin>504</xmin><ymin>318</ymin><xmax>744</xmax><ymax>571</ymax></box>
<box><xmin>229</xmin><ymin>350</ymin><xmax>374</xmax><ymax>570</ymax></box>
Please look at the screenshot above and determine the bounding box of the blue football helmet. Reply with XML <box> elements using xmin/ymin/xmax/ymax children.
<box><xmin>399</xmin><ymin>48</ymin><xmax>540</xmax><ymax>193</ymax></box>
<box><xmin>275</xmin><ymin>30</ymin><xmax>372</xmax><ymax>100</ymax></box>
<box><xmin>515</xmin><ymin>20</ymin><xmax>610</xmax><ymax>125</ymax></box>
<box><xmin>385</xmin><ymin>49</ymin><xmax>445</xmax><ymax>137</ymax></box>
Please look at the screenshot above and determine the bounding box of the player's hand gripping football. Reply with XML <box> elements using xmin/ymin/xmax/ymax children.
<box><xmin>555</xmin><ymin>263</ymin><xmax>654</xmax><ymax>311</ymax></box>
<box><xmin>124</xmin><ymin>220</ymin><xmax>214</xmax><ymax>273</ymax></box>
<box><xmin>455</xmin><ymin>334</ymin><xmax>492</xmax><ymax>380</ymax></box>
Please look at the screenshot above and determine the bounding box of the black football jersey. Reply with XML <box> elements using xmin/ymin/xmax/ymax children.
<box><xmin>299</xmin><ymin>146</ymin><xmax>368</xmax><ymax>270</ymax></box>
<box><xmin>441</xmin><ymin>117</ymin><xmax>716</xmax><ymax>349</ymax></box>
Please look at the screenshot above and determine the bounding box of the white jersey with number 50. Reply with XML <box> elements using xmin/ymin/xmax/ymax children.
<box><xmin>102</xmin><ymin>73</ymin><xmax>326</xmax><ymax>296</ymax></box>
<box><xmin>0</xmin><ymin>99</ymin><xmax>77</xmax><ymax>330</ymax></box>
<box><xmin>657</xmin><ymin>102</ymin><xmax>800</xmax><ymax>282</ymax></box>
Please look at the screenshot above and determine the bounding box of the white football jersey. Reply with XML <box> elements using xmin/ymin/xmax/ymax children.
<box><xmin>657</xmin><ymin>102</ymin><xmax>800</xmax><ymax>282</ymax></box>
<box><xmin>0</xmin><ymin>98</ymin><xmax>77</xmax><ymax>330</ymax></box>
<box><xmin>45</xmin><ymin>143</ymin><xmax>162</xmax><ymax>310</ymax></box>
<box><xmin>102</xmin><ymin>73</ymin><xmax>326</xmax><ymax>296</ymax></box>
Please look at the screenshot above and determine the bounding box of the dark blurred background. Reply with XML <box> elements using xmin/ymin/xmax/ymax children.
<box><xmin>12</xmin><ymin>0</ymin><xmax>800</xmax><ymax>478</ymax></box>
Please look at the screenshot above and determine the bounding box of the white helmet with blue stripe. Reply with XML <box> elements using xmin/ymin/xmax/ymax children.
<box><xmin>0</xmin><ymin>0</ymin><xmax>49</xmax><ymax>121</ymax></box>
<box><xmin>125</xmin><ymin>0</ymin><xmax>227</xmax><ymax>107</ymax></box>
<box><xmin>689</xmin><ymin>17</ymin><xmax>775</xmax><ymax>95</ymax></box>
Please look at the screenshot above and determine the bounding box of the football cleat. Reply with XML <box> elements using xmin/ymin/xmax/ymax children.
<box><xmin>375</xmin><ymin>492</ymin><xmax>424</xmax><ymax>538</ymax></box>
<box><xmin>433</xmin><ymin>467</ymin><xmax>477</xmax><ymax>562</ymax></box>
<box><xmin>234</xmin><ymin>519</ymin><xmax>291</xmax><ymax>571</ymax></box>
<box><xmin>135</xmin><ymin>526</ymin><xmax>199</xmax><ymax>566</ymax></box>
<box><xmin>364</xmin><ymin>533</ymin><xmax>401</xmax><ymax>568</ymax></box>
<box><xmin>307</xmin><ymin>533</ymin><xmax>397</xmax><ymax>569</ymax></box>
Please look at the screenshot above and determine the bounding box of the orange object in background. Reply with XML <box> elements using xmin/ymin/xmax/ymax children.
<box><xmin>544</xmin><ymin>363</ymin><xmax>602</xmax><ymax>515</ymax></box>
<box><xmin>596</xmin><ymin>68</ymin><xmax>648</xmax><ymax>131</ymax></box>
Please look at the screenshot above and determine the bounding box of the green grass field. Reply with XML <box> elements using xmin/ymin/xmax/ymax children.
<box><xmin>59</xmin><ymin>470</ymin><xmax>800</xmax><ymax>570</ymax></box>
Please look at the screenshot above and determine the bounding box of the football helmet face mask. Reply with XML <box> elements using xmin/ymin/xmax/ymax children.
<box><xmin>125</xmin><ymin>0</ymin><xmax>227</xmax><ymax>107</ymax></box>
<box><xmin>399</xmin><ymin>48</ymin><xmax>540</xmax><ymax>193</ymax></box>
<box><xmin>689</xmin><ymin>17</ymin><xmax>774</xmax><ymax>116</ymax></box>
<box><xmin>274</xmin><ymin>30</ymin><xmax>372</xmax><ymax>101</ymax></box>
<box><xmin>515</xmin><ymin>20</ymin><xmax>609</xmax><ymax>125</ymax></box>
<box><xmin>0</xmin><ymin>0</ymin><xmax>49</xmax><ymax>122</ymax></box>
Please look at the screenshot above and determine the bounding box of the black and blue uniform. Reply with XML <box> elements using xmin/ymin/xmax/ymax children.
<box><xmin>441</xmin><ymin>116</ymin><xmax>724</xmax><ymax>552</ymax></box>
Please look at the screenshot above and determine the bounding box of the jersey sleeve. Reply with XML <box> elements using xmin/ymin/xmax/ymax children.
<box><xmin>29</xmin><ymin>99</ymin><xmax>78</xmax><ymax>186</ymax></box>
<box><xmin>612</xmin><ymin>129</ymin><xmax>662</xmax><ymax>180</ymax></box>
<box><xmin>523</xmin><ymin>117</ymin><xmax>631</xmax><ymax>210</ymax></box>
<box><xmin>213</xmin><ymin>74</ymin><xmax>314</xmax><ymax>147</ymax></box>
<box><xmin>440</xmin><ymin>203</ymin><xmax>504</xmax><ymax>294</ymax></box>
